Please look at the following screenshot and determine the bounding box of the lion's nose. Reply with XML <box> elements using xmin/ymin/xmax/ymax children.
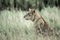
<box><xmin>24</xmin><ymin>15</ymin><xmax>26</xmax><ymax>18</ymax></box>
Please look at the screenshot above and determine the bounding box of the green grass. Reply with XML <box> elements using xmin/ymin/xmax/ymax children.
<box><xmin>0</xmin><ymin>7</ymin><xmax>60</xmax><ymax>40</ymax></box>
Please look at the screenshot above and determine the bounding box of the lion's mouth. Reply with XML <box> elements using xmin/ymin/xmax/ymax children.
<box><xmin>25</xmin><ymin>18</ymin><xmax>29</xmax><ymax>20</ymax></box>
<box><xmin>24</xmin><ymin>16</ymin><xmax>29</xmax><ymax>20</ymax></box>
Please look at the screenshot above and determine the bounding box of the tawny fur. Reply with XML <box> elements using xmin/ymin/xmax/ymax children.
<box><xmin>24</xmin><ymin>9</ymin><xmax>59</xmax><ymax>36</ymax></box>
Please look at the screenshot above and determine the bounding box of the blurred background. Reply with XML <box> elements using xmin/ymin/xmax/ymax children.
<box><xmin>0</xmin><ymin>0</ymin><xmax>60</xmax><ymax>11</ymax></box>
<box><xmin>0</xmin><ymin>0</ymin><xmax>60</xmax><ymax>40</ymax></box>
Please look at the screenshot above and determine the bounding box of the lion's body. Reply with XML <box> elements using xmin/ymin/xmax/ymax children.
<box><xmin>24</xmin><ymin>9</ymin><xmax>59</xmax><ymax>36</ymax></box>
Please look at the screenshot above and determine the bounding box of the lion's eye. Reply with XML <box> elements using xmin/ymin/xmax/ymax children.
<box><xmin>28</xmin><ymin>13</ymin><xmax>31</xmax><ymax>16</ymax></box>
<box><xmin>29</xmin><ymin>14</ymin><xmax>30</xmax><ymax>16</ymax></box>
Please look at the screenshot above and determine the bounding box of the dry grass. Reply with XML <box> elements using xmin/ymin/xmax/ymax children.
<box><xmin>0</xmin><ymin>7</ymin><xmax>60</xmax><ymax>40</ymax></box>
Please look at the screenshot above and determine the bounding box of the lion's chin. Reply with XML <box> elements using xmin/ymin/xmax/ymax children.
<box><xmin>25</xmin><ymin>18</ymin><xmax>29</xmax><ymax>20</ymax></box>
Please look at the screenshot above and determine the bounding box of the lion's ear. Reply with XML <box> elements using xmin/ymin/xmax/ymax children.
<box><xmin>29</xmin><ymin>8</ymin><xmax>35</xmax><ymax>13</ymax></box>
<box><xmin>29</xmin><ymin>8</ymin><xmax>31</xmax><ymax>11</ymax></box>
<box><xmin>33</xmin><ymin>9</ymin><xmax>35</xmax><ymax>13</ymax></box>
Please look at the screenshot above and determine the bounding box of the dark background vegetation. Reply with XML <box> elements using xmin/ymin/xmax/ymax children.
<box><xmin>0</xmin><ymin>0</ymin><xmax>60</xmax><ymax>11</ymax></box>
